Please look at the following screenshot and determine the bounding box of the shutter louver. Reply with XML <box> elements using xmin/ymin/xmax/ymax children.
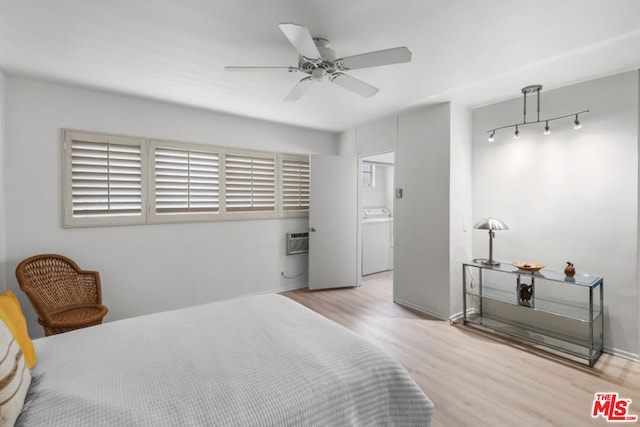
<box><xmin>225</xmin><ymin>153</ymin><xmax>276</xmax><ymax>212</ymax></box>
<box><xmin>281</xmin><ymin>157</ymin><xmax>310</xmax><ymax>211</ymax></box>
<box><xmin>71</xmin><ymin>140</ymin><xmax>142</xmax><ymax>217</ymax></box>
<box><xmin>154</xmin><ymin>147</ymin><xmax>219</xmax><ymax>214</ymax></box>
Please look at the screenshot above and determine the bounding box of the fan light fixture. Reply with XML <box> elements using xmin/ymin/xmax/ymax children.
<box><xmin>225</xmin><ymin>23</ymin><xmax>412</xmax><ymax>101</ymax></box>
<box><xmin>487</xmin><ymin>85</ymin><xmax>589</xmax><ymax>142</ymax></box>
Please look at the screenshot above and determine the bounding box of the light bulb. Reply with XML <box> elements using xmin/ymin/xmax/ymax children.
<box><xmin>574</xmin><ymin>115</ymin><xmax>582</xmax><ymax>129</ymax></box>
<box><xmin>514</xmin><ymin>126</ymin><xmax>520</xmax><ymax>139</ymax></box>
<box><xmin>544</xmin><ymin>122</ymin><xmax>551</xmax><ymax>135</ymax></box>
<box><xmin>488</xmin><ymin>131</ymin><xmax>495</xmax><ymax>143</ymax></box>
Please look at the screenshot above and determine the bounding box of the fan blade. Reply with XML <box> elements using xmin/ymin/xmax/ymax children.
<box><xmin>330</xmin><ymin>73</ymin><xmax>379</xmax><ymax>98</ymax></box>
<box><xmin>337</xmin><ymin>47</ymin><xmax>412</xmax><ymax>70</ymax></box>
<box><xmin>284</xmin><ymin>77</ymin><xmax>313</xmax><ymax>101</ymax></box>
<box><xmin>278</xmin><ymin>23</ymin><xmax>322</xmax><ymax>59</ymax></box>
<box><xmin>225</xmin><ymin>66</ymin><xmax>297</xmax><ymax>72</ymax></box>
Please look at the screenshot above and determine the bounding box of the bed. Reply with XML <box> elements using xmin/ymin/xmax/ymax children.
<box><xmin>16</xmin><ymin>294</ymin><xmax>434</xmax><ymax>426</ymax></box>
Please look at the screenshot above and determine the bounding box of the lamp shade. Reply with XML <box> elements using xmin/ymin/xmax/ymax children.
<box><xmin>473</xmin><ymin>217</ymin><xmax>508</xmax><ymax>266</ymax></box>
<box><xmin>473</xmin><ymin>217</ymin><xmax>509</xmax><ymax>231</ymax></box>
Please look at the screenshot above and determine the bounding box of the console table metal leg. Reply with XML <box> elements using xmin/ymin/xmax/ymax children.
<box><xmin>589</xmin><ymin>286</ymin><xmax>594</xmax><ymax>367</ymax></box>
<box><xmin>462</xmin><ymin>267</ymin><xmax>467</xmax><ymax>323</ymax></box>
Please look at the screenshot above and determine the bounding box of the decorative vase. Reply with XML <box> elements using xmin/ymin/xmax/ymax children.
<box><xmin>564</xmin><ymin>262</ymin><xmax>575</xmax><ymax>277</ymax></box>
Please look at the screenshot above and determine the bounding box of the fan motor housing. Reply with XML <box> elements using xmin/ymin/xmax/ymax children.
<box><xmin>298</xmin><ymin>38</ymin><xmax>337</xmax><ymax>76</ymax></box>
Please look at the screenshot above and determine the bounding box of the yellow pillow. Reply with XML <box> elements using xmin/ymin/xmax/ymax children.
<box><xmin>0</xmin><ymin>291</ymin><xmax>36</xmax><ymax>369</ymax></box>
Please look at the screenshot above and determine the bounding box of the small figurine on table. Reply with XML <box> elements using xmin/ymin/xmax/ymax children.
<box><xmin>519</xmin><ymin>281</ymin><xmax>533</xmax><ymax>305</ymax></box>
<box><xmin>564</xmin><ymin>262</ymin><xmax>576</xmax><ymax>277</ymax></box>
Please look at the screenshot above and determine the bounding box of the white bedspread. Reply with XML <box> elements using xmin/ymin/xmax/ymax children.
<box><xmin>18</xmin><ymin>294</ymin><xmax>433</xmax><ymax>426</ymax></box>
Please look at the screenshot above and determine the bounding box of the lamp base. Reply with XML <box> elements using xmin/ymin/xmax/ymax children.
<box><xmin>474</xmin><ymin>258</ymin><xmax>500</xmax><ymax>266</ymax></box>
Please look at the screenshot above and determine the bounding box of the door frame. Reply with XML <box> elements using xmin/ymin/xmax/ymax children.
<box><xmin>358</xmin><ymin>151</ymin><xmax>396</xmax><ymax>284</ymax></box>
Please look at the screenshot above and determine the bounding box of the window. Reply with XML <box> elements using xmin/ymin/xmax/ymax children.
<box><xmin>63</xmin><ymin>131</ymin><xmax>146</xmax><ymax>227</ymax></box>
<box><xmin>280</xmin><ymin>154</ymin><xmax>310</xmax><ymax>214</ymax></box>
<box><xmin>362</xmin><ymin>162</ymin><xmax>376</xmax><ymax>187</ymax></box>
<box><xmin>224</xmin><ymin>151</ymin><xmax>276</xmax><ymax>217</ymax></box>
<box><xmin>150</xmin><ymin>142</ymin><xmax>220</xmax><ymax>222</ymax></box>
<box><xmin>62</xmin><ymin>129</ymin><xmax>308</xmax><ymax>227</ymax></box>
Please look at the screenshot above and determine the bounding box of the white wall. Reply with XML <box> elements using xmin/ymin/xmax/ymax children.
<box><xmin>394</xmin><ymin>103</ymin><xmax>452</xmax><ymax>318</ymax></box>
<box><xmin>449</xmin><ymin>103</ymin><xmax>473</xmax><ymax>316</ymax></box>
<box><xmin>337</xmin><ymin>128</ymin><xmax>356</xmax><ymax>156</ymax></box>
<box><xmin>354</xmin><ymin>116</ymin><xmax>397</xmax><ymax>156</ymax></box>
<box><xmin>637</xmin><ymin>71</ymin><xmax>640</xmax><ymax>363</ymax></box>
<box><xmin>472</xmin><ymin>71</ymin><xmax>639</xmax><ymax>358</ymax></box>
<box><xmin>0</xmin><ymin>71</ymin><xmax>6</xmax><ymax>292</ymax></box>
<box><xmin>4</xmin><ymin>76</ymin><xmax>338</xmax><ymax>338</ymax></box>
<box><xmin>338</xmin><ymin>116</ymin><xmax>398</xmax><ymax>157</ymax></box>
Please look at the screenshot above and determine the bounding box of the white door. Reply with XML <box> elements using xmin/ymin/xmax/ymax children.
<box><xmin>308</xmin><ymin>154</ymin><xmax>358</xmax><ymax>289</ymax></box>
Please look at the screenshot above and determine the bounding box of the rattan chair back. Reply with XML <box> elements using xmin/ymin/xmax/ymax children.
<box><xmin>16</xmin><ymin>254</ymin><xmax>108</xmax><ymax>336</ymax></box>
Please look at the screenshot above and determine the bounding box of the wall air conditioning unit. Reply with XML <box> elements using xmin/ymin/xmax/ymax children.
<box><xmin>286</xmin><ymin>232</ymin><xmax>309</xmax><ymax>255</ymax></box>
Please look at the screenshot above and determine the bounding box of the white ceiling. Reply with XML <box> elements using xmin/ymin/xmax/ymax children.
<box><xmin>2</xmin><ymin>0</ymin><xmax>640</xmax><ymax>133</ymax></box>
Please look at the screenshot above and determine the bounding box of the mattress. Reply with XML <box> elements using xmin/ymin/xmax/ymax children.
<box><xmin>17</xmin><ymin>293</ymin><xmax>433</xmax><ymax>426</ymax></box>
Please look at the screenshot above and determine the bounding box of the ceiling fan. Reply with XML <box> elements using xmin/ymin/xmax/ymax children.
<box><xmin>225</xmin><ymin>23</ymin><xmax>412</xmax><ymax>101</ymax></box>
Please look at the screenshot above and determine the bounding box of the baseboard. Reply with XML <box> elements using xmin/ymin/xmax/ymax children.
<box><xmin>250</xmin><ymin>282</ymin><xmax>308</xmax><ymax>298</ymax></box>
<box><xmin>449</xmin><ymin>308</ymin><xmax>483</xmax><ymax>323</ymax></box>
<box><xmin>275</xmin><ymin>282</ymin><xmax>309</xmax><ymax>294</ymax></box>
<box><xmin>448</xmin><ymin>311</ymin><xmax>464</xmax><ymax>324</ymax></box>
<box><xmin>393</xmin><ymin>298</ymin><xmax>447</xmax><ymax>320</ymax></box>
<box><xmin>604</xmin><ymin>346</ymin><xmax>640</xmax><ymax>362</ymax></box>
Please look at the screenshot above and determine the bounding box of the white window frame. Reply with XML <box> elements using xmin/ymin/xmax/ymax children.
<box><xmin>223</xmin><ymin>149</ymin><xmax>278</xmax><ymax>221</ymax></box>
<box><xmin>148</xmin><ymin>140</ymin><xmax>222</xmax><ymax>224</ymax></box>
<box><xmin>62</xmin><ymin>129</ymin><xmax>310</xmax><ymax>227</ymax></box>
<box><xmin>62</xmin><ymin>130</ymin><xmax>148</xmax><ymax>228</ymax></box>
<box><xmin>279</xmin><ymin>153</ymin><xmax>310</xmax><ymax>218</ymax></box>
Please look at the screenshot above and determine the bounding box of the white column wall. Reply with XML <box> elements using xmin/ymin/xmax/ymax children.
<box><xmin>449</xmin><ymin>103</ymin><xmax>473</xmax><ymax>316</ymax></box>
<box><xmin>394</xmin><ymin>103</ymin><xmax>452</xmax><ymax>318</ymax></box>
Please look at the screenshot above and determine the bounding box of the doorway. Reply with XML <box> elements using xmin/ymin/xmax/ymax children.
<box><xmin>359</xmin><ymin>152</ymin><xmax>395</xmax><ymax>284</ymax></box>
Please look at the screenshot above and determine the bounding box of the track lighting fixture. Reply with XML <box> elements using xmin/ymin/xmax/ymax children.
<box><xmin>486</xmin><ymin>85</ymin><xmax>589</xmax><ymax>142</ymax></box>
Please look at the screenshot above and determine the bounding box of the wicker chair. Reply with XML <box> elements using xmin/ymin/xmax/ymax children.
<box><xmin>15</xmin><ymin>254</ymin><xmax>108</xmax><ymax>336</ymax></box>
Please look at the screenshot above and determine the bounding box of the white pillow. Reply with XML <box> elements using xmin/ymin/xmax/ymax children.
<box><xmin>0</xmin><ymin>320</ymin><xmax>31</xmax><ymax>426</ymax></box>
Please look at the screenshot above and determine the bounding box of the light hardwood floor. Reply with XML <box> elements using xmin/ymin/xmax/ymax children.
<box><xmin>281</xmin><ymin>272</ymin><xmax>640</xmax><ymax>427</ymax></box>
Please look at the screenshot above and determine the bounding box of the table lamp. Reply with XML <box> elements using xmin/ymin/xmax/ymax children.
<box><xmin>474</xmin><ymin>217</ymin><xmax>508</xmax><ymax>266</ymax></box>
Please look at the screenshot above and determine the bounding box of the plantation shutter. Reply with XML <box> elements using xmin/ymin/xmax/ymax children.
<box><xmin>153</xmin><ymin>146</ymin><xmax>220</xmax><ymax>214</ymax></box>
<box><xmin>69</xmin><ymin>137</ymin><xmax>143</xmax><ymax>218</ymax></box>
<box><xmin>224</xmin><ymin>152</ymin><xmax>276</xmax><ymax>213</ymax></box>
<box><xmin>281</xmin><ymin>155</ymin><xmax>310</xmax><ymax>211</ymax></box>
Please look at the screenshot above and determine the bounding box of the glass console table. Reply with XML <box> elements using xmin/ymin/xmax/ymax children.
<box><xmin>462</xmin><ymin>260</ymin><xmax>603</xmax><ymax>366</ymax></box>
